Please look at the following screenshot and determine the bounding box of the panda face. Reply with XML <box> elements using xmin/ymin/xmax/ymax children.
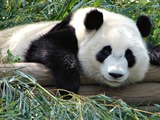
<box><xmin>79</xmin><ymin>25</ymin><xmax>149</xmax><ymax>87</ymax></box>
<box><xmin>77</xmin><ymin>8</ymin><xmax>151</xmax><ymax>87</ymax></box>
<box><xmin>96</xmin><ymin>46</ymin><xmax>136</xmax><ymax>86</ymax></box>
<box><xmin>79</xmin><ymin>25</ymin><xmax>150</xmax><ymax>86</ymax></box>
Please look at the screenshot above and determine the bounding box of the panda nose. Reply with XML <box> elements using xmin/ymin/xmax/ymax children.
<box><xmin>109</xmin><ymin>73</ymin><xmax>123</xmax><ymax>78</ymax></box>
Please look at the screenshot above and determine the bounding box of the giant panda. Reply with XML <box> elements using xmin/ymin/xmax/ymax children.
<box><xmin>0</xmin><ymin>7</ymin><xmax>158</xmax><ymax>94</ymax></box>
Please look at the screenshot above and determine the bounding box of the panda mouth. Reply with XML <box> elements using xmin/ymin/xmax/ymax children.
<box><xmin>105</xmin><ymin>80</ymin><xmax>122</xmax><ymax>87</ymax></box>
<box><xmin>101</xmin><ymin>75</ymin><xmax>125</xmax><ymax>87</ymax></box>
<box><xmin>106</xmin><ymin>77</ymin><xmax>124</xmax><ymax>83</ymax></box>
<box><xmin>108</xmin><ymin>79</ymin><xmax>127</xmax><ymax>87</ymax></box>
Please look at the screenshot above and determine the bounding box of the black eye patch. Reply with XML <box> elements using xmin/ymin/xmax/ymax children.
<box><xmin>125</xmin><ymin>49</ymin><xmax>136</xmax><ymax>67</ymax></box>
<box><xmin>96</xmin><ymin>45</ymin><xmax>112</xmax><ymax>63</ymax></box>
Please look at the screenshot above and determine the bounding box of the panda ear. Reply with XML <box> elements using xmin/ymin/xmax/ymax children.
<box><xmin>84</xmin><ymin>9</ymin><xmax>103</xmax><ymax>30</ymax></box>
<box><xmin>136</xmin><ymin>15</ymin><xmax>152</xmax><ymax>37</ymax></box>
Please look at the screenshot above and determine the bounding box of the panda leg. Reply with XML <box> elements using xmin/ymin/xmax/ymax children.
<box><xmin>25</xmin><ymin>25</ymin><xmax>80</xmax><ymax>94</ymax></box>
<box><xmin>26</xmin><ymin>50</ymin><xmax>80</xmax><ymax>94</ymax></box>
<box><xmin>148</xmin><ymin>43</ymin><xmax>160</xmax><ymax>66</ymax></box>
<box><xmin>48</xmin><ymin>54</ymin><xmax>80</xmax><ymax>94</ymax></box>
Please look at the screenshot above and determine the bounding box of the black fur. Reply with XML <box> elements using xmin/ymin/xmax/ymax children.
<box><xmin>136</xmin><ymin>15</ymin><xmax>152</xmax><ymax>37</ymax></box>
<box><xmin>125</xmin><ymin>49</ymin><xmax>136</xmax><ymax>67</ymax></box>
<box><xmin>96</xmin><ymin>46</ymin><xmax>136</xmax><ymax>68</ymax></box>
<box><xmin>96</xmin><ymin>45</ymin><xmax>112</xmax><ymax>63</ymax></box>
<box><xmin>25</xmin><ymin>17</ymin><xmax>80</xmax><ymax>94</ymax></box>
<box><xmin>51</xmin><ymin>14</ymin><xmax>72</xmax><ymax>31</ymax></box>
<box><xmin>148</xmin><ymin>44</ymin><xmax>160</xmax><ymax>66</ymax></box>
<box><xmin>84</xmin><ymin>9</ymin><xmax>103</xmax><ymax>30</ymax></box>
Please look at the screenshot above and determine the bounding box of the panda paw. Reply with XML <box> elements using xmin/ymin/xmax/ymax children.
<box><xmin>148</xmin><ymin>44</ymin><xmax>160</xmax><ymax>66</ymax></box>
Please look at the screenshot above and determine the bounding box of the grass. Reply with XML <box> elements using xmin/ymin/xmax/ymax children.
<box><xmin>0</xmin><ymin>69</ymin><xmax>160</xmax><ymax>119</ymax></box>
<box><xmin>0</xmin><ymin>0</ymin><xmax>159</xmax><ymax>44</ymax></box>
<box><xmin>0</xmin><ymin>50</ymin><xmax>22</xmax><ymax>64</ymax></box>
<box><xmin>0</xmin><ymin>0</ymin><xmax>160</xmax><ymax>119</ymax></box>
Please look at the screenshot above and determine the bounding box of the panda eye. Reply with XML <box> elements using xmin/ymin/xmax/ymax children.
<box><xmin>125</xmin><ymin>49</ymin><xmax>136</xmax><ymax>67</ymax></box>
<box><xmin>96</xmin><ymin>45</ymin><xmax>112</xmax><ymax>63</ymax></box>
<box><xmin>103</xmin><ymin>46</ymin><xmax>112</xmax><ymax>55</ymax></box>
<box><xmin>125</xmin><ymin>49</ymin><xmax>132</xmax><ymax>58</ymax></box>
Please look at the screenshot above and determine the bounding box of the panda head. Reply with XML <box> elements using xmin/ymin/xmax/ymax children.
<box><xmin>71</xmin><ymin>8</ymin><xmax>152</xmax><ymax>87</ymax></box>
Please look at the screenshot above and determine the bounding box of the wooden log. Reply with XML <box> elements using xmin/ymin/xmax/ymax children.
<box><xmin>78</xmin><ymin>83</ymin><xmax>160</xmax><ymax>105</ymax></box>
<box><xmin>47</xmin><ymin>83</ymin><xmax>160</xmax><ymax>105</ymax></box>
<box><xmin>0</xmin><ymin>63</ymin><xmax>55</xmax><ymax>86</ymax></box>
<box><xmin>0</xmin><ymin>63</ymin><xmax>160</xmax><ymax>85</ymax></box>
<box><xmin>0</xmin><ymin>63</ymin><xmax>97</xmax><ymax>86</ymax></box>
<box><xmin>1</xmin><ymin>63</ymin><xmax>160</xmax><ymax>105</ymax></box>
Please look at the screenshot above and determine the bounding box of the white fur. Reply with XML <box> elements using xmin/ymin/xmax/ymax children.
<box><xmin>0</xmin><ymin>7</ymin><xmax>149</xmax><ymax>87</ymax></box>
<box><xmin>0</xmin><ymin>21</ymin><xmax>59</xmax><ymax>60</ymax></box>
<box><xmin>70</xmin><ymin>8</ymin><xmax>149</xmax><ymax>86</ymax></box>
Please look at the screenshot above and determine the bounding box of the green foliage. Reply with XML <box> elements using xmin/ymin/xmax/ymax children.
<box><xmin>0</xmin><ymin>70</ymin><xmax>160</xmax><ymax>119</ymax></box>
<box><xmin>0</xmin><ymin>0</ymin><xmax>159</xmax><ymax>44</ymax></box>
<box><xmin>0</xmin><ymin>0</ymin><xmax>95</xmax><ymax>29</ymax></box>
<box><xmin>1</xmin><ymin>50</ymin><xmax>22</xmax><ymax>63</ymax></box>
